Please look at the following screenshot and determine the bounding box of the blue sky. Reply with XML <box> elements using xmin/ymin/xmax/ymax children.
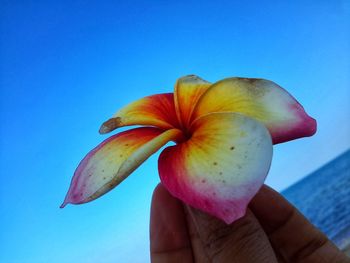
<box><xmin>1</xmin><ymin>1</ymin><xmax>349</xmax><ymax>262</ymax></box>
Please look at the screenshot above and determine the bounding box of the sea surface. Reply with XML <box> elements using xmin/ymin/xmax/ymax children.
<box><xmin>282</xmin><ymin>149</ymin><xmax>350</xmax><ymax>251</ymax></box>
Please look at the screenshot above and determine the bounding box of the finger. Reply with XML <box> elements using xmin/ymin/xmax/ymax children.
<box><xmin>187</xmin><ymin>205</ymin><xmax>278</xmax><ymax>263</ymax></box>
<box><xmin>183</xmin><ymin>205</ymin><xmax>211</xmax><ymax>263</ymax></box>
<box><xmin>150</xmin><ymin>183</ymin><xmax>193</xmax><ymax>263</ymax></box>
<box><xmin>250</xmin><ymin>185</ymin><xmax>349</xmax><ymax>263</ymax></box>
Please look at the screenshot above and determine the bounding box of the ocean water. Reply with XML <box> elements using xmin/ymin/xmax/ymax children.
<box><xmin>282</xmin><ymin>149</ymin><xmax>350</xmax><ymax>250</ymax></box>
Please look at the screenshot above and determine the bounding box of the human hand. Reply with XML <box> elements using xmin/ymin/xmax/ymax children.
<box><xmin>150</xmin><ymin>184</ymin><xmax>349</xmax><ymax>263</ymax></box>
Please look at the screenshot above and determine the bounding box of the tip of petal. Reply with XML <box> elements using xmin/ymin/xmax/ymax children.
<box><xmin>59</xmin><ymin>201</ymin><xmax>68</xmax><ymax>208</ymax></box>
<box><xmin>291</xmin><ymin>112</ymin><xmax>317</xmax><ymax>140</ymax></box>
<box><xmin>292</xmin><ymin>103</ymin><xmax>317</xmax><ymax>137</ymax></box>
<box><xmin>221</xmin><ymin>207</ymin><xmax>247</xmax><ymax>224</ymax></box>
<box><xmin>99</xmin><ymin>125</ymin><xmax>110</xmax><ymax>134</ymax></box>
<box><xmin>306</xmin><ymin>116</ymin><xmax>317</xmax><ymax>136</ymax></box>
<box><xmin>177</xmin><ymin>74</ymin><xmax>210</xmax><ymax>84</ymax></box>
<box><xmin>60</xmin><ymin>189</ymin><xmax>75</xmax><ymax>208</ymax></box>
<box><xmin>271</xmin><ymin>110</ymin><xmax>317</xmax><ymax>144</ymax></box>
<box><xmin>60</xmin><ymin>193</ymin><xmax>72</xmax><ymax>208</ymax></box>
<box><xmin>60</xmin><ymin>197</ymin><xmax>69</xmax><ymax>208</ymax></box>
<box><xmin>99</xmin><ymin>117</ymin><xmax>122</xmax><ymax>134</ymax></box>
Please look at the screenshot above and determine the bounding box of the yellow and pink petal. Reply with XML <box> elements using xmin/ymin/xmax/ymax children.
<box><xmin>99</xmin><ymin>93</ymin><xmax>180</xmax><ymax>134</ymax></box>
<box><xmin>192</xmin><ymin>78</ymin><xmax>316</xmax><ymax>144</ymax></box>
<box><xmin>61</xmin><ymin>127</ymin><xmax>182</xmax><ymax>207</ymax></box>
<box><xmin>158</xmin><ymin>112</ymin><xmax>273</xmax><ymax>224</ymax></box>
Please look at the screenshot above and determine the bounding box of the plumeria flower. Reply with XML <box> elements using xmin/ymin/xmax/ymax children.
<box><xmin>61</xmin><ymin>75</ymin><xmax>316</xmax><ymax>224</ymax></box>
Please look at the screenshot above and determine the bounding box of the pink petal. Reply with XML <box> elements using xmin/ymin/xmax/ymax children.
<box><xmin>61</xmin><ymin>127</ymin><xmax>182</xmax><ymax>207</ymax></box>
<box><xmin>158</xmin><ymin>112</ymin><xmax>273</xmax><ymax>224</ymax></box>
<box><xmin>192</xmin><ymin>78</ymin><xmax>316</xmax><ymax>144</ymax></box>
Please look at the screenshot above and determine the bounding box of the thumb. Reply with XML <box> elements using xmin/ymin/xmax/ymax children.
<box><xmin>185</xmin><ymin>205</ymin><xmax>278</xmax><ymax>263</ymax></box>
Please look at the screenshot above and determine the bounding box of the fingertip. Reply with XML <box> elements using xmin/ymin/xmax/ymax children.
<box><xmin>151</xmin><ymin>183</ymin><xmax>165</xmax><ymax>205</ymax></box>
<box><xmin>249</xmin><ymin>185</ymin><xmax>347</xmax><ymax>262</ymax></box>
<box><xmin>151</xmin><ymin>183</ymin><xmax>171</xmax><ymax>203</ymax></box>
<box><xmin>150</xmin><ymin>183</ymin><xmax>193</xmax><ymax>262</ymax></box>
<box><xmin>249</xmin><ymin>184</ymin><xmax>295</xmax><ymax>234</ymax></box>
<box><xmin>151</xmin><ymin>183</ymin><xmax>178</xmax><ymax>218</ymax></box>
<box><xmin>186</xmin><ymin>205</ymin><xmax>278</xmax><ymax>263</ymax></box>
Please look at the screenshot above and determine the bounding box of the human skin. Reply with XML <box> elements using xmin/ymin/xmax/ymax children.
<box><xmin>150</xmin><ymin>184</ymin><xmax>350</xmax><ymax>263</ymax></box>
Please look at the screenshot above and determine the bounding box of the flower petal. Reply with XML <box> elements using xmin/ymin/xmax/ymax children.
<box><xmin>192</xmin><ymin>78</ymin><xmax>316</xmax><ymax>144</ymax></box>
<box><xmin>158</xmin><ymin>112</ymin><xmax>273</xmax><ymax>224</ymax></box>
<box><xmin>99</xmin><ymin>93</ymin><xmax>180</xmax><ymax>134</ymax></box>
<box><xmin>61</xmin><ymin>127</ymin><xmax>182</xmax><ymax>207</ymax></box>
<box><xmin>174</xmin><ymin>75</ymin><xmax>211</xmax><ymax>129</ymax></box>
